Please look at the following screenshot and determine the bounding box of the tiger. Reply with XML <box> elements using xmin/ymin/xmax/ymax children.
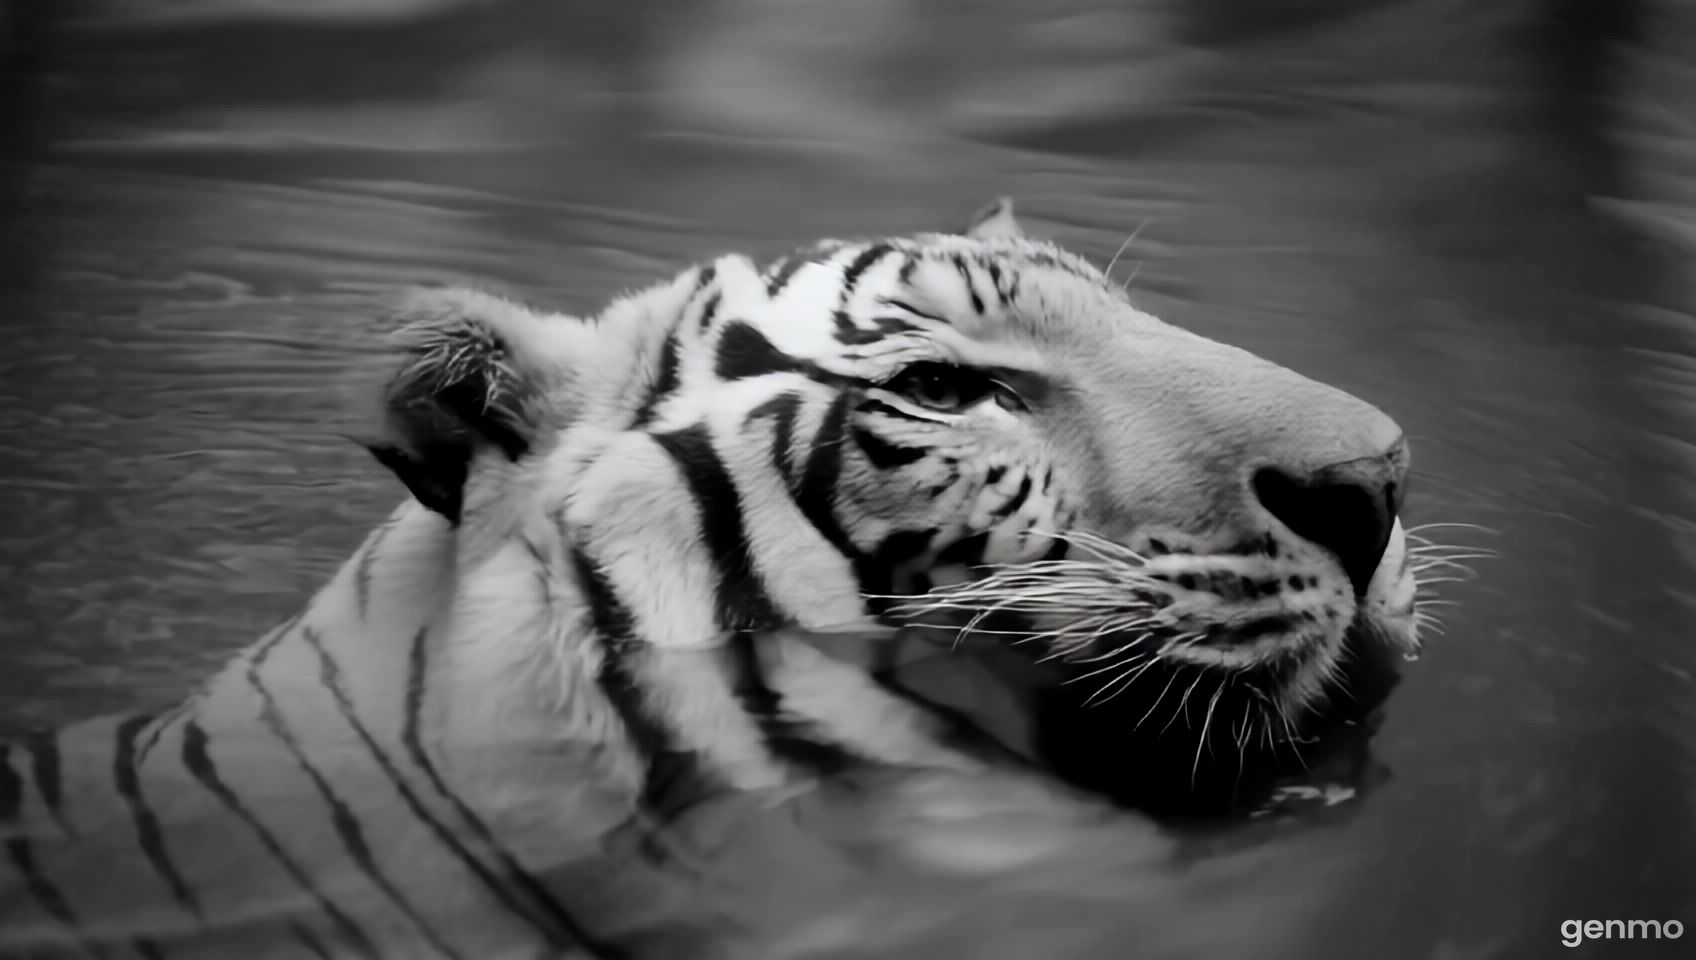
<box><xmin>0</xmin><ymin>198</ymin><xmax>1431</xmax><ymax>959</ymax></box>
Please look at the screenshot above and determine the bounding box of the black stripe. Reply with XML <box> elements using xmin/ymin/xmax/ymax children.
<box><xmin>795</xmin><ymin>394</ymin><xmax>857</xmax><ymax>558</ymax></box>
<box><xmin>113</xmin><ymin>714</ymin><xmax>202</xmax><ymax>920</ymax></box>
<box><xmin>927</xmin><ymin>471</ymin><xmax>961</xmax><ymax>497</ymax></box>
<box><xmin>24</xmin><ymin>731</ymin><xmax>70</xmax><ymax>837</ymax></box>
<box><xmin>570</xmin><ymin>550</ymin><xmax>718</xmax><ymax>823</ymax></box>
<box><xmin>750</xmin><ymin>391</ymin><xmax>803</xmax><ymax>493</ymax></box>
<box><xmin>765</xmin><ymin>256</ymin><xmax>807</xmax><ymax>298</ymax></box>
<box><xmin>632</xmin><ymin>333</ymin><xmax>682</xmax><ymax>427</ymax></box>
<box><xmin>651</xmin><ymin>425</ymin><xmax>780</xmax><ymax>633</ymax></box>
<box><xmin>399</xmin><ymin>629</ymin><xmax>624</xmax><ymax>959</ymax></box>
<box><xmin>952</xmin><ymin>253</ymin><xmax>986</xmax><ymax>314</ymax></box>
<box><xmin>131</xmin><ymin>937</ymin><xmax>167</xmax><ymax>960</ymax></box>
<box><xmin>179</xmin><ymin>719</ymin><xmax>379</xmax><ymax>959</ymax></box>
<box><xmin>633</xmin><ymin>263</ymin><xmax>716</xmax><ymax>428</ymax></box>
<box><xmin>831</xmin><ymin>310</ymin><xmax>922</xmax><ymax>347</ymax></box>
<box><xmin>724</xmin><ymin>633</ymin><xmax>857</xmax><ymax>776</ymax></box>
<box><xmin>714</xmin><ymin>321</ymin><xmax>818</xmax><ymax>382</ymax></box>
<box><xmin>301</xmin><ymin>626</ymin><xmax>577</xmax><ymax>955</ymax></box>
<box><xmin>841</xmin><ymin>243</ymin><xmax>894</xmax><ymax>299</ymax></box>
<box><xmin>831</xmin><ymin>310</ymin><xmax>888</xmax><ymax>347</ymax></box>
<box><xmin>1</xmin><ymin>743</ymin><xmax>111</xmax><ymax>959</ymax></box>
<box><xmin>695</xmin><ymin>291</ymin><xmax>723</xmax><ymax>332</ymax></box>
<box><xmin>694</xmin><ymin>264</ymin><xmax>718</xmax><ymax>292</ymax></box>
<box><xmin>851</xmin><ymin>426</ymin><xmax>927</xmax><ymax>469</ymax></box>
<box><xmin>354</xmin><ymin>516</ymin><xmax>396</xmax><ymax>620</ymax></box>
<box><xmin>993</xmin><ymin>475</ymin><xmax>1033</xmax><ymax>520</ymax></box>
<box><xmin>134</xmin><ymin>703</ymin><xmax>190</xmax><ymax>770</ymax></box>
<box><xmin>245</xmin><ymin>630</ymin><xmax>462</xmax><ymax>958</ymax></box>
<box><xmin>880</xmin><ymin>298</ymin><xmax>948</xmax><ymax>325</ymax></box>
<box><xmin>1029</xmin><ymin>250</ymin><xmax>1097</xmax><ymax>282</ymax></box>
<box><xmin>897</xmin><ymin>255</ymin><xmax>920</xmax><ymax>286</ymax></box>
<box><xmin>572</xmin><ymin>543</ymin><xmax>640</xmax><ymax>664</ymax></box>
<box><xmin>873</xmin><ymin>315</ymin><xmax>921</xmax><ymax>337</ymax></box>
<box><xmin>983</xmin><ymin>260</ymin><xmax>1013</xmax><ymax>307</ymax></box>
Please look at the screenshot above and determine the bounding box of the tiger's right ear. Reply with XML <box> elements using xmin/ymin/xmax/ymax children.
<box><xmin>364</xmin><ymin>287</ymin><xmax>578</xmax><ymax>524</ymax></box>
<box><xmin>965</xmin><ymin>197</ymin><xmax>1025</xmax><ymax>241</ymax></box>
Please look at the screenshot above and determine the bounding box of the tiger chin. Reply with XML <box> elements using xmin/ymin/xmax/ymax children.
<box><xmin>0</xmin><ymin>198</ymin><xmax>1435</xmax><ymax>957</ymax></box>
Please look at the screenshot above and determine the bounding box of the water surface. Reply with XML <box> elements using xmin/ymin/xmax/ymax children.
<box><xmin>2</xmin><ymin>2</ymin><xmax>1694</xmax><ymax>957</ymax></box>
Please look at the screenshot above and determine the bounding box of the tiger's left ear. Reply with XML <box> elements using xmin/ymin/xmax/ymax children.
<box><xmin>365</xmin><ymin>287</ymin><xmax>577</xmax><ymax>523</ymax></box>
<box><xmin>965</xmin><ymin>196</ymin><xmax>1025</xmax><ymax>241</ymax></box>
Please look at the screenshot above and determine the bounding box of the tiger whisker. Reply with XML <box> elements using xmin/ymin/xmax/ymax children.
<box><xmin>1234</xmin><ymin>699</ymin><xmax>1254</xmax><ymax>757</ymax></box>
<box><xmin>1102</xmin><ymin>218</ymin><xmax>1151</xmax><ymax>281</ymax></box>
<box><xmin>1084</xmin><ymin>653</ymin><xmax>1163</xmax><ymax>707</ymax></box>
<box><xmin>1410</xmin><ymin>561</ymin><xmax>1493</xmax><ymax>576</ymax></box>
<box><xmin>899</xmin><ymin>622</ymin><xmax>1048</xmax><ymax>638</ymax></box>
<box><xmin>1404</xmin><ymin>521</ymin><xmax>1500</xmax><ymax>536</ymax></box>
<box><xmin>1121</xmin><ymin>260</ymin><xmax>1144</xmax><ymax>294</ymax></box>
<box><xmin>1043</xmin><ymin>627</ymin><xmax>1155</xmax><ymax>666</ymax></box>
<box><xmin>1160</xmin><ymin>670</ymin><xmax>1207</xmax><ymax>737</ymax></box>
<box><xmin>954</xmin><ymin>605</ymin><xmax>1000</xmax><ymax>643</ymax></box>
<box><xmin>1191</xmin><ymin>680</ymin><xmax>1227</xmax><ymax>787</ymax></box>
<box><xmin>1105</xmin><ymin>654</ymin><xmax>1168</xmax><ymax>705</ymax></box>
<box><xmin>1063</xmin><ymin>649</ymin><xmax>1153</xmax><ymax>685</ymax></box>
<box><xmin>1408</xmin><ymin>549</ymin><xmax>1497</xmax><ymax>563</ymax></box>
<box><xmin>1134</xmin><ymin>669</ymin><xmax>1186</xmax><ymax>733</ymax></box>
<box><xmin>1273</xmin><ymin>702</ymin><xmax>1310</xmax><ymax>771</ymax></box>
<box><xmin>1081</xmin><ymin>654</ymin><xmax>1154</xmax><ymax>705</ymax></box>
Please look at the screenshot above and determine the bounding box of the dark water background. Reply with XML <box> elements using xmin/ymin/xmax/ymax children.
<box><xmin>2</xmin><ymin>0</ymin><xmax>1695</xmax><ymax>956</ymax></box>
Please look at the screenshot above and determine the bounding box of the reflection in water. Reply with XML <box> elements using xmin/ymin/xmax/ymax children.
<box><xmin>2</xmin><ymin>1</ymin><xmax>1694</xmax><ymax>957</ymax></box>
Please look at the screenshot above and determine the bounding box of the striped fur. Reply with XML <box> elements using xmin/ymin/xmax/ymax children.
<box><xmin>0</xmin><ymin>200</ymin><xmax>1428</xmax><ymax>957</ymax></box>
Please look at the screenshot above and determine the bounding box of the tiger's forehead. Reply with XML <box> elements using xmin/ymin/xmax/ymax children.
<box><xmin>705</xmin><ymin>232</ymin><xmax>1124</xmax><ymax>370</ymax></box>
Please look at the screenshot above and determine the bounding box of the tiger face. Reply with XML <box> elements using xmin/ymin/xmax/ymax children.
<box><xmin>369</xmin><ymin>199</ymin><xmax>1420</xmax><ymax>806</ymax></box>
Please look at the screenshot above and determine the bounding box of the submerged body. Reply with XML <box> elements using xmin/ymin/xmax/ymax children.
<box><xmin>0</xmin><ymin>201</ymin><xmax>1432</xmax><ymax>958</ymax></box>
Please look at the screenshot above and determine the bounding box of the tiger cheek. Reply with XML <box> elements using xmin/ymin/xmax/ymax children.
<box><xmin>950</xmin><ymin>451</ymin><xmax>1062</xmax><ymax>562</ymax></box>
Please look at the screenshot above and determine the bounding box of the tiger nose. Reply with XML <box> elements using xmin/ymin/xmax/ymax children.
<box><xmin>1251</xmin><ymin>437</ymin><xmax>1409</xmax><ymax>598</ymax></box>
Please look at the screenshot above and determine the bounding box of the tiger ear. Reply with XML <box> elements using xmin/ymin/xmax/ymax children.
<box><xmin>365</xmin><ymin>287</ymin><xmax>576</xmax><ymax>523</ymax></box>
<box><xmin>965</xmin><ymin>196</ymin><xmax>1025</xmax><ymax>241</ymax></box>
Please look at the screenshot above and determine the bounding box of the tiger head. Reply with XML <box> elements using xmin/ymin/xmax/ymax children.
<box><xmin>367</xmin><ymin>199</ymin><xmax>1422</xmax><ymax>810</ymax></box>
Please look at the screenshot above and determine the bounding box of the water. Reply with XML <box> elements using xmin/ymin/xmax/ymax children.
<box><xmin>2</xmin><ymin>1</ymin><xmax>1695</xmax><ymax>957</ymax></box>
